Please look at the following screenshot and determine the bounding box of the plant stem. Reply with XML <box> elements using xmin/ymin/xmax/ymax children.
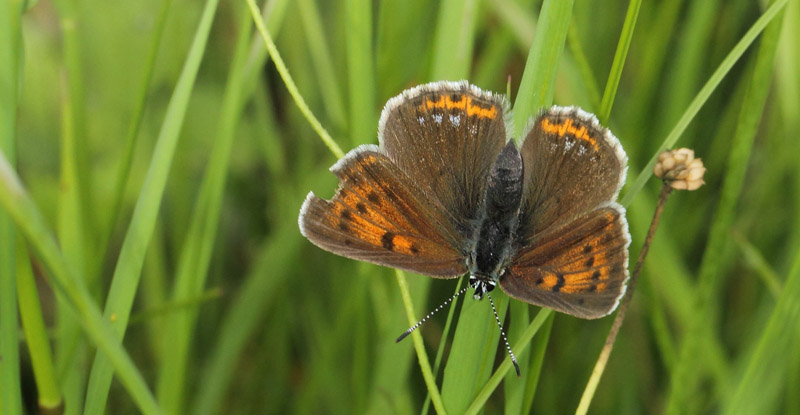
<box><xmin>576</xmin><ymin>183</ymin><xmax>672</xmax><ymax>415</ymax></box>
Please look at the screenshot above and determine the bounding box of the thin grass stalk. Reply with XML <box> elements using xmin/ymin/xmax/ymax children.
<box><xmin>395</xmin><ymin>270</ymin><xmax>447</xmax><ymax>414</ymax></box>
<box><xmin>297</xmin><ymin>0</ymin><xmax>347</xmax><ymax>132</ymax></box>
<box><xmin>576</xmin><ymin>184</ymin><xmax>672</xmax><ymax>415</ymax></box>
<box><xmin>247</xmin><ymin>0</ymin><xmax>343</xmax><ymax>159</ymax></box>
<box><xmin>420</xmin><ymin>278</ymin><xmax>464</xmax><ymax>415</ymax></box>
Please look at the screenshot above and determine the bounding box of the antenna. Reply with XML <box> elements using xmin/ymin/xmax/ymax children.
<box><xmin>395</xmin><ymin>285</ymin><xmax>470</xmax><ymax>343</ymax></box>
<box><xmin>488</xmin><ymin>293</ymin><xmax>520</xmax><ymax>377</ymax></box>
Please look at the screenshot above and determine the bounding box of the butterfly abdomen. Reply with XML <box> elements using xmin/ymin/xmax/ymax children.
<box><xmin>472</xmin><ymin>140</ymin><xmax>524</xmax><ymax>280</ymax></box>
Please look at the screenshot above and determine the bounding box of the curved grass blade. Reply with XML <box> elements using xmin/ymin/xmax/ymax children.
<box><xmin>621</xmin><ymin>0</ymin><xmax>789</xmax><ymax>207</ymax></box>
<box><xmin>83</xmin><ymin>0</ymin><xmax>222</xmax><ymax>411</ymax></box>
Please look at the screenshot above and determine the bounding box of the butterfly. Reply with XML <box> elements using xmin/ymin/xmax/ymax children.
<box><xmin>299</xmin><ymin>80</ymin><xmax>630</xmax><ymax>321</ymax></box>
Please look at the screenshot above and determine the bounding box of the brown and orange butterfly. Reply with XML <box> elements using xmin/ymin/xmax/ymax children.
<box><xmin>299</xmin><ymin>81</ymin><xmax>630</xmax><ymax>369</ymax></box>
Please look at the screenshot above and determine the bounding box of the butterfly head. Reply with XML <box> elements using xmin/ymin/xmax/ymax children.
<box><xmin>469</xmin><ymin>273</ymin><xmax>497</xmax><ymax>300</ymax></box>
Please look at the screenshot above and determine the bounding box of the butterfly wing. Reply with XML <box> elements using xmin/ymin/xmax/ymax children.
<box><xmin>501</xmin><ymin>206</ymin><xmax>630</xmax><ymax>318</ymax></box>
<box><xmin>501</xmin><ymin>107</ymin><xmax>630</xmax><ymax>318</ymax></box>
<box><xmin>300</xmin><ymin>81</ymin><xmax>511</xmax><ymax>277</ymax></box>
<box><xmin>300</xmin><ymin>146</ymin><xmax>467</xmax><ymax>277</ymax></box>
<box><xmin>379</xmin><ymin>81</ymin><xmax>510</xmax><ymax>243</ymax></box>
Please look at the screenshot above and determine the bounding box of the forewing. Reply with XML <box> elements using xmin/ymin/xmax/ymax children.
<box><xmin>501</xmin><ymin>205</ymin><xmax>630</xmax><ymax>319</ymax></box>
<box><xmin>379</xmin><ymin>81</ymin><xmax>510</xmax><ymax>241</ymax></box>
<box><xmin>518</xmin><ymin>106</ymin><xmax>628</xmax><ymax>238</ymax></box>
<box><xmin>299</xmin><ymin>146</ymin><xmax>467</xmax><ymax>277</ymax></box>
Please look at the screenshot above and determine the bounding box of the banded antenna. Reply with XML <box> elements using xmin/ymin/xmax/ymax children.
<box><xmin>395</xmin><ymin>285</ymin><xmax>469</xmax><ymax>343</ymax></box>
<box><xmin>395</xmin><ymin>286</ymin><xmax>522</xmax><ymax>377</ymax></box>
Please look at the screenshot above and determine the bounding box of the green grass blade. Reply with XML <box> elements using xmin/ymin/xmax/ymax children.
<box><xmin>0</xmin><ymin>153</ymin><xmax>160</xmax><ymax>413</ymax></box>
<box><xmin>665</xmin><ymin>2</ymin><xmax>787</xmax><ymax>412</ymax></box>
<box><xmin>83</xmin><ymin>0</ymin><xmax>222</xmax><ymax>411</ymax></box>
<box><xmin>51</xmin><ymin>0</ymin><xmax>96</xmax><ymax>259</ymax></box>
<box><xmin>725</xmin><ymin>244</ymin><xmax>800</xmax><ymax>414</ymax></box>
<box><xmin>155</xmin><ymin>4</ymin><xmax>254</xmax><ymax>412</ymax></box>
<box><xmin>16</xmin><ymin>241</ymin><xmax>63</xmax><ymax>412</ymax></box>
<box><xmin>297</xmin><ymin>0</ymin><xmax>347</xmax><ymax>132</ymax></box>
<box><xmin>733</xmin><ymin>231</ymin><xmax>782</xmax><ymax>298</ymax></box>
<box><xmin>464</xmin><ymin>308</ymin><xmax>553</xmax><ymax>414</ymax></box>
<box><xmin>520</xmin><ymin>312</ymin><xmax>554</xmax><ymax>413</ymax></box>
<box><xmin>511</xmin><ymin>0</ymin><xmax>574</xmax><ymax>138</ymax></box>
<box><xmin>438</xmin><ymin>1</ymin><xmax>572</xmax><ymax>411</ymax></box>
<box><xmin>55</xmin><ymin>63</ymin><xmax>90</xmax><ymax>415</ymax></box>
<box><xmin>566</xmin><ymin>20</ymin><xmax>601</xmax><ymax>111</ymax></box>
<box><xmin>396</xmin><ymin>269</ymin><xmax>446</xmax><ymax>414</ymax></box>
<box><xmin>345</xmin><ymin>0</ymin><xmax>376</xmax><ymax>145</ymax></box>
<box><xmin>191</xmin><ymin>222</ymin><xmax>302</xmax><ymax>415</ymax></box>
<box><xmin>0</xmin><ymin>1</ymin><xmax>23</xmax><ymax>413</ymax></box>
<box><xmin>597</xmin><ymin>0</ymin><xmax>641</xmax><ymax>124</ymax></box>
<box><xmin>247</xmin><ymin>0</ymin><xmax>343</xmax><ymax>159</ymax></box>
<box><xmin>429</xmin><ymin>0</ymin><xmax>479</xmax><ymax>81</ymax></box>
<box><xmin>621</xmin><ymin>0</ymin><xmax>789</xmax><ymax>207</ymax></box>
<box><xmin>428</xmin><ymin>0</ymin><xmax>497</xmax><ymax>412</ymax></box>
<box><xmin>95</xmin><ymin>0</ymin><xmax>173</xmax><ymax>281</ymax></box>
<box><xmin>651</xmin><ymin>0</ymin><xmax>720</xmax><ymax>141</ymax></box>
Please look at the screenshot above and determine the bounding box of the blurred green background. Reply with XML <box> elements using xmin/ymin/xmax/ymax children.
<box><xmin>1</xmin><ymin>0</ymin><xmax>799</xmax><ymax>414</ymax></box>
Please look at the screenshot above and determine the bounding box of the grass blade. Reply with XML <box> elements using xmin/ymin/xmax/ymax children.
<box><xmin>621</xmin><ymin>0</ymin><xmax>790</xmax><ymax>207</ymax></box>
<box><xmin>0</xmin><ymin>1</ymin><xmax>23</xmax><ymax>413</ymax></box>
<box><xmin>17</xmin><ymin>242</ymin><xmax>63</xmax><ymax>412</ymax></box>
<box><xmin>0</xmin><ymin>154</ymin><xmax>160</xmax><ymax>413</ymax></box>
<box><xmin>597</xmin><ymin>0</ymin><xmax>641</xmax><ymax>124</ymax></box>
<box><xmin>725</xmin><ymin>244</ymin><xmax>800</xmax><ymax>414</ymax></box>
<box><xmin>155</xmin><ymin>3</ymin><xmax>254</xmax><ymax>412</ymax></box>
<box><xmin>665</xmin><ymin>1</ymin><xmax>787</xmax><ymax>411</ymax></box>
<box><xmin>83</xmin><ymin>0</ymin><xmax>222</xmax><ymax>411</ymax></box>
<box><xmin>511</xmin><ymin>0</ymin><xmax>574</xmax><ymax>137</ymax></box>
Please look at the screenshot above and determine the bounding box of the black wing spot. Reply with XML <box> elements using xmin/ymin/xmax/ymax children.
<box><xmin>583</xmin><ymin>244</ymin><xmax>592</xmax><ymax>254</ymax></box>
<box><xmin>340</xmin><ymin>209</ymin><xmax>352</xmax><ymax>220</ymax></box>
<box><xmin>355</xmin><ymin>202</ymin><xmax>367</xmax><ymax>214</ymax></box>
<box><xmin>410</xmin><ymin>244</ymin><xmax>420</xmax><ymax>255</ymax></box>
<box><xmin>338</xmin><ymin>222</ymin><xmax>349</xmax><ymax>232</ymax></box>
<box><xmin>535</xmin><ymin>277</ymin><xmax>544</xmax><ymax>285</ymax></box>
<box><xmin>553</xmin><ymin>273</ymin><xmax>565</xmax><ymax>292</ymax></box>
<box><xmin>592</xmin><ymin>270</ymin><xmax>601</xmax><ymax>280</ymax></box>
<box><xmin>367</xmin><ymin>191</ymin><xmax>380</xmax><ymax>204</ymax></box>
<box><xmin>584</xmin><ymin>257</ymin><xmax>595</xmax><ymax>268</ymax></box>
<box><xmin>381</xmin><ymin>231</ymin><xmax>396</xmax><ymax>251</ymax></box>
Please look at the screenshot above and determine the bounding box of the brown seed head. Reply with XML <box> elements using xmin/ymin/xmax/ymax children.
<box><xmin>653</xmin><ymin>148</ymin><xmax>706</xmax><ymax>191</ymax></box>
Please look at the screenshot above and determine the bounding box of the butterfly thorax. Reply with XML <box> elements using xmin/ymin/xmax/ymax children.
<box><xmin>468</xmin><ymin>140</ymin><xmax>524</xmax><ymax>299</ymax></box>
